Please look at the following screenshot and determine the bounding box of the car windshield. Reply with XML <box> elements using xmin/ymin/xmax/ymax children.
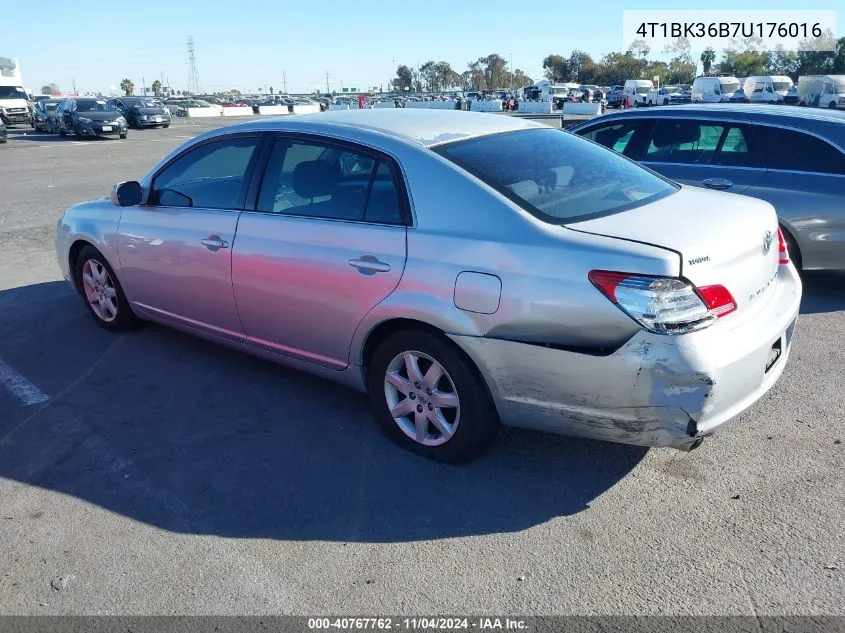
<box><xmin>720</xmin><ymin>81</ymin><xmax>740</xmax><ymax>93</ymax></box>
<box><xmin>835</xmin><ymin>84</ymin><xmax>845</xmax><ymax>94</ymax></box>
<box><xmin>434</xmin><ymin>128</ymin><xmax>677</xmax><ymax>224</ymax></box>
<box><xmin>45</xmin><ymin>102</ymin><xmax>59</xmax><ymax>112</ymax></box>
<box><xmin>76</xmin><ymin>99</ymin><xmax>111</xmax><ymax>112</ymax></box>
<box><xmin>664</xmin><ymin>86</ymin><xmax>680</xmax><ymax>93</ymax></box>
<box><xmin>635</xmin><ymin>86</ymin><xmax>650</xmax><ymax>94</ymax></box>
<box><xmin>772</xmin><ymin>81</ymin><xmax>791</xmax><ymax>92</ymax></box>
<box><xmin>126</xmin><ymin>98</ymin><xmax>159</xmax><ymax>107</ymax></box>
<box><xmin>0</xmin><ymin>86</ymin><xmax>27</xmax><ymax>98</ymax></box>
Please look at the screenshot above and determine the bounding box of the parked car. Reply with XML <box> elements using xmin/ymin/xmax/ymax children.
<box><xmin>605</xmin><ymin>86</ymin><xmax>624</xmax><ymax>108</ymax></box>
<box><xmin>107</xmin><ymin>96</ymin><xmax>171</xmax><ymax>129</ymax></box>
<box><xmin>727</xmin><ymin>88</ymin><xmax>749</xmax><ymax>103</ymax></box>
<box><xmin>55</xmin><ymin>110</ymin><xmax>801</xmax><ymax>462</ymax></box>
<box><xmin>0</xmin><ymin>119</ymin><xmax>7</xmax><ymax>143</ymax></box>
<box><xmin>569</xmin><ymin>104</ymin><xmax>845</xmax><ymax>271</ymax></box>
<box><xmin>32</xmin><ymin>98</ymin><xmax>61</xmax><ymax>132</ymax></box>
<box><xmin>783</xmin><ymin>85</ymin><xmax>801</xmax><ymax>105</ymax></box>
<box><xmin>56</xmin><ymin>98</ymin><xmax>128</xmax><ymax>139</ymax></box>
<box><xmin>647</xmin><ymin>86</ymin><xmax>691</xmax><ymax>106</ymax></box>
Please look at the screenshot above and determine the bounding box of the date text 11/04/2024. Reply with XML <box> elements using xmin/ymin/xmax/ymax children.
<box><xmin>307</xmin><ymin>617</ymin><xmax>528</xmax><ymax>630</ymax></box>
<box><xmin>635</xmin><ymin>22</ymin><xmax>822</xmax><ymax>39</ymax></box>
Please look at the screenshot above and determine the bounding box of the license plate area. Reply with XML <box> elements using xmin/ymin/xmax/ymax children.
<box><xmin>765</xmin><ymin>338</ymin><xmax>782</xmax><ymax>373</ymax></box>
<box><xmin>101</xmin><ymin>125</ymin><xmax>112</xmax><ymax>132</ymax></box>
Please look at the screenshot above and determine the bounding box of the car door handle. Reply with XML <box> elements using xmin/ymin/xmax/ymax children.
<box><xmin>201</xmin><ymin>236</ymin><xmax>229</xmax><ymax>249</ymax></box>
<box><xmin>702</xmin><ymin>178</ymin><xmax>733</xmax><ymax>190</ymax></box>
<box><xmin>348</xmin><ymin>257</ymin><xmax>391</xmax><ymax>273</ymax></box>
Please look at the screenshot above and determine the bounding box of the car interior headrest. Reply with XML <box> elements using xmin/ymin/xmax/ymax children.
<box><xmin>293</xmin><ymin>160</ymin><xmax>336</xmax><ymax>199</ymax></box>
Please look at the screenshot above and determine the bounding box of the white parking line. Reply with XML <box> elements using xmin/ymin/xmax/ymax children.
<box><xmin>0</xmin><ymin>357</ymin><xmax>49</xmax><ymax>406</ymax></box>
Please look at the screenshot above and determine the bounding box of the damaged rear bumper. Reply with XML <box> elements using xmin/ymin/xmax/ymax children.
<box><xmin>449</xmin><ymin>264</ymin><xmax>802</xmax><ymax>450</ymax></box>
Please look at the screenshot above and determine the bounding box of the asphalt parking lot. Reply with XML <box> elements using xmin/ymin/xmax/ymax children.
<box><xmin>0</xmin><ymin>116</ymin><xmax>843</xmax><ymax>616</ymax></box>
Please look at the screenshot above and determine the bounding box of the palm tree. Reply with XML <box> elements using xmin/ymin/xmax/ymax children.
<box><xmin>700</xmin><ymin>48</ymin><xmax>716</xmax><ymax>76</ymax></box>
<box><xmin>151</xmin><ymin>80</ymin><xmax>162</xmax><ymax>97</ymax></box>
<box><xmin>120</xmin><ymin>78</ymin><xmax>135</xmax><ymax>96</ymax></box>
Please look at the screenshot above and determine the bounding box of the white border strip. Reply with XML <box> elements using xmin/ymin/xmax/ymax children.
<box><xmin>0</xmin><ymin>357</ymin><xmax>49</xmax><ymax>406</ymax></box>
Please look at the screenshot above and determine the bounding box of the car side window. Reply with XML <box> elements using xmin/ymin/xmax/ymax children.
<box><xmin>151</xmin><ymin>136</ymin><xmax>261</xmax><ymax>210</ymax></box>
<box><xmin>755</xmin><ymin>126</ymin><xmax>845</xmax><ymax>175</ymax></box>
<box><xmin>642</xmin><ymin>120</ymin><xmax>757</xmax><ymax>168</ymax></box>
<box><xmin>256</xmin><ymin>138</ymin><xmax>404</xmax><ymax>224</ymax></box>
<box><xmin>578</xmin><ymin>121</ymin><xmax>650</xmax><ymax>158</ymax></box>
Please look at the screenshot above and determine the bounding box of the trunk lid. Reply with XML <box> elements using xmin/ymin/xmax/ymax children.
<box><xmin>571</xmin><ymin>186</ymin><xmax>781</xmax><ymax>320</ymax></box>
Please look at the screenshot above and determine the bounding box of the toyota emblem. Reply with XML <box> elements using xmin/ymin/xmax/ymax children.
<box><xmin>763</xmin><ymin>230</ymin><xmax>773</xmax><ymax>254</ymax></box>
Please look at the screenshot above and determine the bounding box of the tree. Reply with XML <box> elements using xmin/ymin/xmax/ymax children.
<box><xmin>628</xmin><ymin>39</ymin><xmax>651</xmax><ymax>59</ymax></box>
<box><xmin>419</xmin><ymin>61</ymin><xmax>438</xmax><ymax>91</ymax></box>
<box><xmin>542</xmin><ymin>54</ymin><xmax>569</xmax><ymax>83</ymax></box>
<box><xmin>151</xmin><ymin>80</ymin><xmax>162</xmax><ymax>97</ymax></box>
<box><xmin>395</xmin><ymin>65</ymin><xmax>414</xmax><ymax>91</ymax></box>
<box><xmin>120</xmin><ymin>78</ymin><xmax>135</xmax><ymax>96</ymax></box>
<box><xmin>41</xmin><ymin>83</ymin><xmax>60</xmax><ymax>96</ymax></box>
<box><xmin>700</xmin><ymin>48</ymin><xmax>716</xmax><ymax>75</ymax></box>
<box><xmin>569</xmin><ymin>50</ymin><xmax>597</xmax><ymax>83</ymax></box>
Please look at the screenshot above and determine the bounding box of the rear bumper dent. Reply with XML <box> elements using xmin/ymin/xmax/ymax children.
<box><xmin>450</xmin><ymin>264</ymin><xmax>802</xmax><ymax>450</ymax></box>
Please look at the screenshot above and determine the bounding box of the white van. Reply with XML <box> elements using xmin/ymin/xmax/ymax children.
<box><xmin>623</xmin><ymin>79</ymin><xmax>653</xmax><ymax>107</ymax></box>
<box><xmin>797</xmin><ymin>75</ymin><xmax>845</xmax><ymax>109</ymax></box>
<box><xmin>742</xmin><ymin>75</ymin><xmax>793</xmax><ymax>103</ymax></box>
<box><xmin>691</xmin><ymin>76</ymin><xmax>741</xmax><ymax>103</ymax></box>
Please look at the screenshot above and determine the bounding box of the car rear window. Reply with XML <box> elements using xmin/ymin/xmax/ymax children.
<box><xmin>433</xmin><ymin>128</ymin><xmax>677</xmax><ymax>223</ymax></box>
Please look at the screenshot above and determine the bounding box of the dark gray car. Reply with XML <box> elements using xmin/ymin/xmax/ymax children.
<box><xmin>570</xmin><ymin>104</ymin><xmax>845</xmax><ymax>271</ymax></box>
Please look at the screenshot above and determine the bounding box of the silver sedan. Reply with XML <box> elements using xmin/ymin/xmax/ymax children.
<box><xmin>55</xmin><ymin>110</ymin><xmax>802</xmax><ymax>462</ymax></box>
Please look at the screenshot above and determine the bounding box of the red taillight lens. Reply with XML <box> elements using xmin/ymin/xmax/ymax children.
<box><xmin>589</xmin><ymin>270</ymin><xmax>737</xmax><ymax>335</ymax></box>
<box><xmin>777</xmin><ymin>227</ymin><xmax>790</xmax><ymax>265</ymax></box>
<box><xmin>696</xmin><ymin>285</ymin><xmax>737</xmax><ymax>318</ymax></box>
<box><xmin>587</xmin><ymin>271</ymin><xmax>633</xmax><ymax>302</ymax></box>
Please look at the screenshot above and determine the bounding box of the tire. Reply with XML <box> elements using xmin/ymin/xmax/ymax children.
<box><xmin>781</xmin><ymin>227</ymin><xmax>802</xmax><ymax>273</ymax></box>
<box><xmin>119</xmin><ymin>133</ymin><xmax>127</xmax><ymax>139</ymax></box>
<box><xmin>367</xmin><ymin>330</ymin><xmax>499</xmax><ymax>464</ymax></box>
<box><xmin>162</xmin><ymin>124</ymin><xmax>170</xmax><ymax>128</ymax></box>
<box><xmin>59</xmin><ymin>127</ymin><xmax>66</xmax><ymax>137</ymax></box>
<box><xmin>74</xmin><ymin>245</ymin><xmax>141</xmax><ymax>332</ymax></box>
<box><xmin>830</xmin><ymin>101</ymin><xmax>838</xmax><ymax>109</ymax></box>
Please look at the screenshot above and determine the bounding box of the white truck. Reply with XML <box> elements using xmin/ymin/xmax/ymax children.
<box><xmin>797</xmin><ymin>75</ymin><xmax>845</xmax><ymax>109</ymax></box>
<box><xmin>0</xmin><ymin>57</ymin><xmax>32</xmax><ymax>126</ymax></box>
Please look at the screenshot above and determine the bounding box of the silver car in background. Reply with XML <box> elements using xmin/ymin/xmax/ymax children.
<box><xmin>570</xmin><ymin>104</ymin><xmax>845</xmax><ymax>271</ymax></box>
<box><xmin>55</xmin><ymin>110</ymin><xmax>801</xmax><ymax>463</ymax></box>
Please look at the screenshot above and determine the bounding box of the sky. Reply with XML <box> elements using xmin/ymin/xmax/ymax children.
<box><xmin>4</xmin><ymin>0</ymin><xmax>843</xmax><ymax>95</ymax></box>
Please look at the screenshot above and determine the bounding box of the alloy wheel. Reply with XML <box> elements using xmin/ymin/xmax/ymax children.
<box><xmin>81</xmin><ymin>259</ymin><xmax>118</xmax><ymax>322</ymax></box>
<box><xmin>383</xmin><ymin>350</ymin><xmax>460</xmax><ymax>446</ymax></box>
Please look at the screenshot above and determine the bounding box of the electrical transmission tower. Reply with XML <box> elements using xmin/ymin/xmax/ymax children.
<box><xmin>187</xmin><ymin>37</ymin><xmax>200</xmax><ymax>94</ymax></box>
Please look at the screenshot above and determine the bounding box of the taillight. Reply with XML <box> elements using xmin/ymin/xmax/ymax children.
<box><xmin>589</xmin><ymin>270</ymin><xmax>736</xmax><ymax>335</ymax></box>
<box><xmin>777</xmin><ymin>227</ymin><xmax>790</xmax><ymax>265</ymax></box>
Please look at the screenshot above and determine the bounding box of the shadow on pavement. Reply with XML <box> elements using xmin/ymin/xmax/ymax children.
<box><xmin>0</xmin><ymin>281</ymin><xmax>647</xmax><ymax>543</ymax></box>
<box><xmin>799</xmin><ymin>271</ymin><xmax>845</xmax><ymax>315</ymax></box>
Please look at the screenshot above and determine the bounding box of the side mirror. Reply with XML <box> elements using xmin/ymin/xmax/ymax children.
<box><xmin>111</xmin><ymin>181</ymin><xmax>143</xmax><ymax>207</ymax></box>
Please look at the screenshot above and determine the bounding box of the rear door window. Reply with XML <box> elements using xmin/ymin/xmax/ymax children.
<box><xmin>256</xmin><ymin>138</ymin><xmax>405</xmax><ymax>224</ymax></box>
<box><xmin>643</xmin><ymin>120</ymin><xmax>759</xmax><ymax>167</ymax></box>
<box><xmin>754</xmin><ymin>126</ymin><xmax>845</xmax><ymax>175</ymax></box>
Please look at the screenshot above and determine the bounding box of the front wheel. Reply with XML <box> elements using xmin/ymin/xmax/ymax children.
<box><xmin>162</xmin><ymin>124</ymin><xmax>170</xmax><ymax>128</ymax></box>
<box><xmin>830</xmin><ymin>101</ymin><xmax>838</xmax><ymax>109</ymax></box>
<box><xmin>74</xmin><ymin>245</ymin><xmax>141</xmax><ymax>332</ymax></box>
<box><xmin>367</xmin><ymin>330</ymin><xmax>498</xmax><ymax>463</ymax></box>
<box><xmin>119</xmin><ymin>133</ymin><xmax>127</xmax><ymax>139</ymax></box>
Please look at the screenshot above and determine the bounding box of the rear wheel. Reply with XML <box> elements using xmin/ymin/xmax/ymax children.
<box><xmin>830</xmin><ymin>101</ymin><xmax>838</xmax><ymax>109</ymax></box>
<box><xmin>367</xmin><ymin>330</ymin><xmax>498</xmax><ymax>463</ymax></box>
<box><xmin>74</xmin><ymin>245</ymin><xmax>141</xmax><ymax>332</ymax></box>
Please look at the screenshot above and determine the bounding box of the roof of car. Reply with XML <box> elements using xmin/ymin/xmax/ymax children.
<box><xmin>233</xmin><ymin>109</ymin><xmax>545</xmax><ymax>147</ymax></box>
<box><xmin>591</xmin><ymin>103</ymin><xmax>845</xmax><ymax>124</ymax></box>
